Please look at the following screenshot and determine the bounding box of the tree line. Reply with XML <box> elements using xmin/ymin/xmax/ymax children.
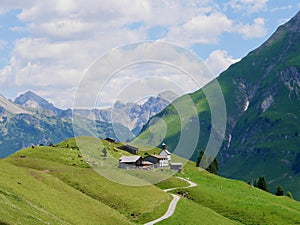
<box><xmin>250</xmin><ymin>176</ymin><xmax>293</xmax><ymax>199</ymax></box>
<box><xmin>196</xmin><ymin>150</ymin><xmax>293</xmax><ymax>199</ymax></box>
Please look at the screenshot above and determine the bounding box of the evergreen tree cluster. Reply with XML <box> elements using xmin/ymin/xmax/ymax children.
<box><xmin>251</xmin><ymin>177</ymin><xmax>293</xmax><ymax>199</ymax></box>
<box><xmin>253</xmin><ymin>176</ymin><xmax>269</xmax><ymax>192</ymax></box>
<box><xmin>196</xmin><ymin>150</ymin><xmax>219</xmax><ymax>175</ymax></box>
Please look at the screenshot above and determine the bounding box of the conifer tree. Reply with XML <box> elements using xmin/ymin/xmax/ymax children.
<box><xmin>196</xmin><ymin>150</ymin><xmax>218</xmax><ymax>175</ymax></box>
<box><xmin>275</xmin><ymin>185</ymin><xmax>284</xmax><ymax>196</ymax></box>
<box><xmin>207</xmin><ymin>157</ymin><xmax>219</xmax><ymax>175</ymax></box>
<box><xmin>257</xmin><ymin>176</ymin><xmax>269</xmax><ymax>192</ymax></box>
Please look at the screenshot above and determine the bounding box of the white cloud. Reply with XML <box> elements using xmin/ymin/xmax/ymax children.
<box><xmin>0</xmin><ymin>0</ymin><xmax>273</xmax><ymax>108</ymax></box>
<box><xmin>0</xmin><ymin>64</ymin><xmax>11</xmax><ymax>84</ymax></box>
<box><xmin>226</xmin><ymin>0</ymin><xmax>268</xmax><ymax>13</ymax></box>
<box><xmin>237</xmin><ymin>17</ymin><xmax>267</xmax><ymax>39</ymax></box>
<box><xmin>166</xmin><ymin>12</ymin><xmax>233</xmax><ymax>45</ymax></box>
<box><xmin>0</xmin><ymin>26</ymin><xmax>146</xmax><ymax>109</ymax></box>
<box><xmin>205</xmin><ymin>50</ymin><xmax>240</xmax><ymax>77</ymax></box>
<box><xmin>0</xmin><ymin>1</ymin><xmax>160</xmax><ymax>109</ymax></box>
<box><xmin>0</xmin><ymin>1</ymin><xmax>33</xmax><ymax>15</ymax></box>
<box><xmin>270</xmin><ymin>5</ymin><xmax>293</xmax><ymax>13</ymax></box>
<box><xmin>74</xmin><ymin>41</ymin><xmax>214</xmax><ymax>108</ymax></box>
<box><xmin>28</xmin><ymin>20</ymin><xmax>96</xmax><ymax>40</ymax></box>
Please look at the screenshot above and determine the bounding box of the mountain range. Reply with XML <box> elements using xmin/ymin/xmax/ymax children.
<box><xmin>137</xmin><ymin>11</ymin><xmax>300</xmax><ymax>200</ymax></box>
<box><xmin>0</xmin><ymin>90</ymin><xmax>172</xmax><ymax>157</ymax></box>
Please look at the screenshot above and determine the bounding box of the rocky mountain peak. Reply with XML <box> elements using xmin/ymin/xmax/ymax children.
<box><xmin>15</xmin><ymin>91</ymin><xmax>61</xmax><ymax>115</ymax></box>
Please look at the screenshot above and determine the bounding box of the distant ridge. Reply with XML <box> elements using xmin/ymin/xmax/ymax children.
<box><xmin>0</xmin><ymin>90</ymin><xmax>173</xmax><ymax>157</ymax></box>
<box><xmin>14</xmin><ymin>91</ymin><xmax>62</xmax><ymax>115</ymax></box>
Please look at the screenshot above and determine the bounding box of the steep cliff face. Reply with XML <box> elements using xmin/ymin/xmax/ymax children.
<box><xmin>219</xmin><ymin>11</ymin><xmax>300</xmax><ymax>155</ymax></box>
<box><xmin>137</xmin><ymin>11</ymin><xmax>300</xmax><ymax>199</ymax></box>
<box><xmin>215</xmin><ymin>12</ymin><xmax>300</xmax><ymax>199</ymax></box>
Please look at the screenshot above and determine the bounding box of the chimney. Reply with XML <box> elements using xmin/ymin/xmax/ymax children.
<box><xmin>162</xmin><ymin>143</ymin><xmax>166</xmax><ymax>150</ymax></box>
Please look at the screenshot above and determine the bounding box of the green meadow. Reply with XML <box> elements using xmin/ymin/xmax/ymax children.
<box><xmin>0</xmin><ymin>137</ymin><xmax>299</xmax><ymax>224</ymax></box>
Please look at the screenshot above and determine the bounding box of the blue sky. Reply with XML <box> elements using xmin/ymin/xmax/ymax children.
<box><xmin>0</xmin><ymin>0</ymin><xmax>299</xmax><ymax>108</ymax></box>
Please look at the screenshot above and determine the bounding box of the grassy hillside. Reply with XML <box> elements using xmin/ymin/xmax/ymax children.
<box><xmin>157</xmin><ymin>198</ymin><xmax>239</xmax><ymax>225</ymax></box>
<box><xmin>0</xmin><ymin>160</ymin><xmax>131</xmax><ymax>225</ymax></box>
<box><xmin>0</xmin><ymin>137</ymin><xmax>300</xmax><ymax>224</ymax></box>
<box><xmin>1</xmin><ymin>138</ymin><xmax>172</xmax><ymax>224</ymax></box>
<box><xmin>169</xmin><ymin>161</ymin><xmax>300</xmax><ymax>225</ymax></box>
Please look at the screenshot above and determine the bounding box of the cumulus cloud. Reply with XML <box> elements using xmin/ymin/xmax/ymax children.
<box><xmin>74</xmin><ymin>41</ymin><xmax>214</xmax><ymax>108</ymax></box>
<box><xmin>0</xmin><ymin>0</ymin><xmax>270</xmax><ymax>108</ymax></box>
<box><xmin>237</xmin><ymin>17</ymin><xmax>267</xmax><ymax>39</ymax></box>
<box><xmin>166</xmin><ymin>12</ymin><xmax>233</xmax><ymax>45</ymax></box>
<box><xmin>0</xmin><ymin>1</ymin><xmax>33</xmax><ymax>15</ymax></box>
<box><xmin>205</xmin><ymin>50</ymin><xmax>240</xmax><ymax>77</ymax></box>
<box><xmin>0</xmin><ymin>17</ymin><xmax>146</xmax><ymax>108</ymax></box>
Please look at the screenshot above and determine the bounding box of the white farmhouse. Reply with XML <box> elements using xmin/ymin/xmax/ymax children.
<box><xmin>144</xmin><ymin>155</ymin><xmax>169</xmax><ymax>168</ymax></box>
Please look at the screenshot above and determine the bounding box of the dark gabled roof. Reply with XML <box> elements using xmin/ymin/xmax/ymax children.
<box><xmin>122</xmin><ymin>144</ymin><xmax>138</xmax><ymax>150</ymax></box>
<box><xmin>105</xmin><ymin>137</ymin><xmax>115</xmax><ymax>142</ymax></box>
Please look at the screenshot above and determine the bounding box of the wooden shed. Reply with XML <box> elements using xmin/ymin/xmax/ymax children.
<box><xmin>119</xmin><ymin>144</ymin><xmax>139</xmax><ymax>155</ymax></box>
<box><xmin>170</xmin><ymin>163</ymin><xmax>182</xmax><ymax>172</ymax></box>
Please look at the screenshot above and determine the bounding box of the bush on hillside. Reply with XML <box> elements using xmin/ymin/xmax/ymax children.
<box><xmin>287</xmin><ymin>191</ymin><xmax>293</xmax><ymax>199</ymax></box>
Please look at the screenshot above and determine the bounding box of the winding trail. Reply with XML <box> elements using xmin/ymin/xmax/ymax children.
<box><xmin>144</xmin><ymin>177</ymin><xmax>197</xmax><ymax>225</ymax></box>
